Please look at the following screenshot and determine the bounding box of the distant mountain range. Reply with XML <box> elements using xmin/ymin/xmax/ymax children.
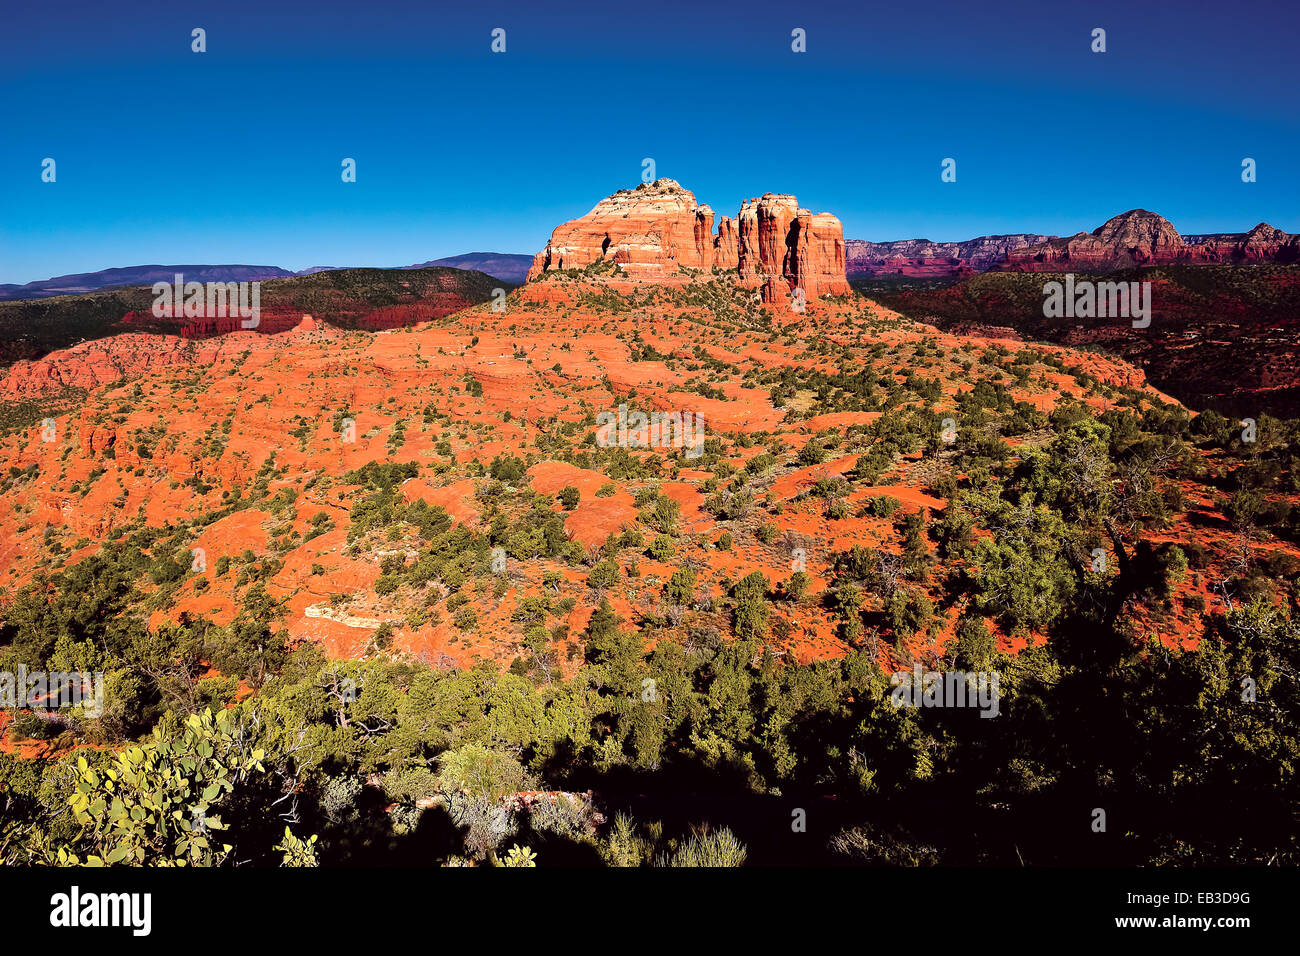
<box><xmin>289</xmin><ymin>253</ymin><xmax>533</xmax><ymax>285</ymax></box>
<box><xmin>0</xmin><ymin>265</ymin><xmax>297</xmax><ymax>301</ymax></box>
<box><xmin>845</xmin><ymin>234</ymin><xmax>1057</xmax><ymax>278</ymax></box>
<box><xmin>846</xmin><ymin>212</ymin><xmax>1298</xmax><ymax>278</ymax></box>
<box><xmin>0</xmin><ymin>253</ymin><xmax>533</xmax><ymax>301</ymax></box>
<box><xmin>996</xmin><ymin>212</ymin><xmax>1298</xmax><ymax>272</ymax></box>
<box><xmin>401</xmin><ymin>253</ymin><xmax>532</xmax><ymax>284</ymax></box>
<box><xmin>6</xmin><ymin>213</ymin><xmax>1296</xmax><ymax>302</ymax></box>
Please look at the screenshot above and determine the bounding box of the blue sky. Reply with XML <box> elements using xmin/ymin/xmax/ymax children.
<box><xmin>2</xmin><ymin>0</ymin><xmax>1297</xmax><ymax>283</ymax></box>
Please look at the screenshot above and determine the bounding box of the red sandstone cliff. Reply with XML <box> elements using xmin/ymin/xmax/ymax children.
<box><xmin>714</xmin><ymin>216</ymin><xmax>739</xmax><ymax>270</ymax></box>
<box><xmin>848</xmin><ymin>215</ymin><xmax>1298</xmax><ymax>278</ymax></box>
<box><xmin>1000</xmin><ymin>211</ymin><xmax>1299</xmax><ymax>272</ymax></box>
<box><xmin>797</xmin><ymin>210</ymin><xmax>851</xmax><ymax>299</ymax></box>
<box><xmin>845</xmin><ymin>234</ymin><xmax>1055</xmax><ymax>278</ymax></box>
<box><xmin>526</xmin><ymin>180</ymin><xmax>713</xmax><ymax>279</ymax></box>
<box><xmin>527</xmin><ymin>180</ymin><xmax>850</xmax><ymax>303</ymax></box>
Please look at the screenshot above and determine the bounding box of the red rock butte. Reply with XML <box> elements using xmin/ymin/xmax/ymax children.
<box><xmin>527</xmin><ymin>179</ymin><xmax>851</xmax><ymax>303</ymax></box>
<box><xmin>999</xmin><ymin>209</ymin><xmax>1300</xmax><ymax>272</ymax></box>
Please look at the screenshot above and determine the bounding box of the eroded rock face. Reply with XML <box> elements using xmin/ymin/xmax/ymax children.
<box><xmin>1001</xmin><ymin>211</ymin><xmax>1299</xmax><ymax>271</ymax></box>
<box><xmin>796</xmin><ymin>211</ymin><xmax>851</xmax><ymax>299</ymax></box>
<box><xmin>714</xmin><ymin>216</ymin><xmax>739</xmax><ymax>270</ymax></box>
<box><xmin>735</xmin><ymin>196</ymin><xmax>851</xmax><ymax>302</ymax></box>
<box><xmin>1</xmin><ymin>334</ymin><xmax>222</xmax><ymax>397</ymax></box>
<box><xmin>528</xmin><ymin>180</ymin><xmax>850</xmax><ymax>302</ymax></box>
<box><xmin>694</xmin><ymin>205</ymin><xmax>716</xmax><ymax>270</ymax></box>
<box><xmin>849</xmin><ymin>217</ymin><xmax>1299</xmax><ymax>278</ymax></box>
<box><xmin>526</xmin><ymin>180</ymin><xmax>712</xmax><ymax>280</ymax></box>
<box><xmin>1001</xmin><ymin>210</ymin><xmax>1183</xmax><ymax>271</ymax></box>
<box><xmin>1221</xmin><ymin>223</ymin><xmax>1298</xmax><ymax>263</ymax></box>
<box><xmin>735</xmin><ymin>197</ymin><xmax>762</xmax><ymax>287</ymax></box>
<box><xmin>740</xmin><ymin>194</ymin><xmax>798</xmax><ymax>300</ymax></box>
<box><xmin>846</xmin><ymin>234</ymin><xmax>1056</xmax><ymax>278</ymax></box>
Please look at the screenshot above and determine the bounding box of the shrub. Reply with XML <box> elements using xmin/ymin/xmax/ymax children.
<box><xmin>649</xmin><ymin>535</ymin><xmax>675</xmax><ymax>561</ymax></box>
<box><xmin>657</xmin><ymin>827</ymin><xmax>747</xmax><ymax>867</ymax></box>
<box><xmin>665</xmin><ymin>566</ymin><xmax>697</xmax><ymax>606</ymax></box>
<box><xmin>489</xmin><ymin>455</ymin><xmax>527</xmax><ymax>483</ymax></box>
<box><xmin>588</xmin><ymin>559</ymin><xmax>619</xmax><ymax>589</ymax></box>
<box><xmin>868</xmin><ymin>495</ymin><xmax>902</xmax><ymax>518</ymax></box>
<box><xmin>652</xmin><ymin>495</ymin><xmax>681</xmax><ymax>533</ymax></box>
<box><xmin>732</xmin><ymin>572</ymin><xmax>770</xmax><ymax>640</ymax></box>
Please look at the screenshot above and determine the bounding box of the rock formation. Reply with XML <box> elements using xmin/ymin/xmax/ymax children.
<box><xmin>849</xmin><ymin>215</ymin><xmax>1298</xmax><ymax>278</ymax></box>
<box><xmin>1000</xmin><ymin>211</ymin><xmax>1299</xmax><ymax>272</ymax></box>
<box><xmin>1000</xmin><ymin>210</ymin><xmax>1184</xmax><ymax>271</ymax></box>
<box><xmin>526</xmin><ymin>180</ymin><xmax>712</xmax><ymax>280</ymax></box>
<box><xmin>845</xmin><ymin>234</ymin><xmax>1056</xmax><ymax>278</ymax></box>
<box><xmin>527</xmin><ymin>180</ymin><xmax>850</xmax><ymax>302</ymax></box>
<box><xmin>693</xmin><ymin>205</ymin><xmax>715</xmax><ymax>269</ymax></box>
<box><xmin>713</xmin><ymin>216</ymin><xmax>739</xmax><ymax>270</ymax></box>
<box><xmin>796</xmin><ymin>210</ymin><xmax>852</xmax><ymax>299</ymax></box>
<box><xmin>1183</xmin><ymin>222</ymin><xmax>1300</xmax><ymax>264</ymax></box>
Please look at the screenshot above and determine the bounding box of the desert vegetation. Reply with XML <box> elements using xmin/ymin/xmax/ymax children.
<box><xmin>1</xmin><ymin>273</ymin><xmax>1298</xmax><ymax>867</ymax></box>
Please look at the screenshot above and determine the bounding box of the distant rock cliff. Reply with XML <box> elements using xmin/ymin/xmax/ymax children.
<box><xmin>999</xmin><ymin>211</ymin><xmax>1299</xmax><ymax>271</ymax></box>
<box><xmin>846</xmin><ymin>234</ymin><xmax>1055</xmax><ymax>278</ymax></box>
<box><xmin>848</xmin><ymin>213</ymin><xmax>1299</xmax><ymax>278</ymax></box>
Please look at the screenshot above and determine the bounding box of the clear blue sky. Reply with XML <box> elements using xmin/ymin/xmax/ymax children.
<box><xmin>2</xmin><ymin>0</ymin><xmax>1297</xmax><ymax>283</ymax></box>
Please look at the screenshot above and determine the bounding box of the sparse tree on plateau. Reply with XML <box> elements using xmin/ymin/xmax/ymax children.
<box><xmin>652</xmin><ymin>494</ymin><xmax>681</xmax><ymax>534</ymax></box>
<box><xmin>665</xmin><ymin>566</ymin><xmax>697</xmax><ymax>606</ymax></box>
<box><xmin>732</xmin><ymin>572</ymin><xmax>771</xmax><ymax>641</ymax></box>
